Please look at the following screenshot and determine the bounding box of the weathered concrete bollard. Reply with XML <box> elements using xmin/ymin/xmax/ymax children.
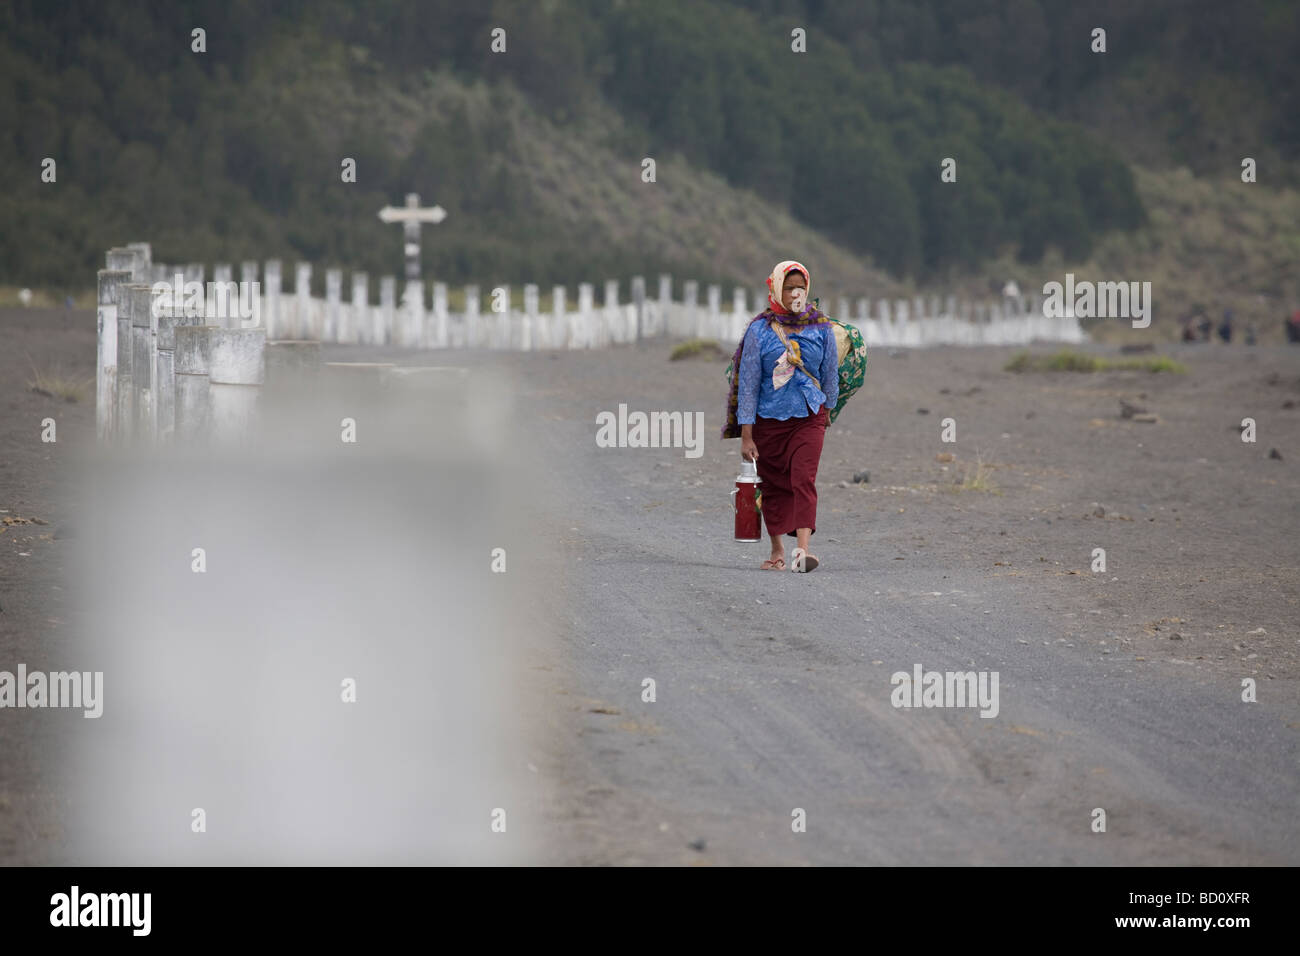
<box><xmin>155</xmin><ymin>294</ymin><xmax>185</xmax><ymax>440</ymax></box>
<box><xmin>208</xmin><ymin>328</ymin><xmax>266</xmax><ymax>443</ymax></box>
<box><xmin>630</xmin><ymin>276</ymin><xmax>645</xmax><ymax>343</ymax></box>
<box><xmin>491</xmin><ymin>284</ymin><xmax>509</xmax><ymax>350</ymax></box>
<box><xmin>294</xmin><ymin>262</ymin><xmax>312</xmax><ymax>340</ymax></box>
<box><xmin>433</xmin><ymin>281</ymin><xmax>449</xmax><ymax>350</ymax></box>
<box><xmin>126</xmin><ymin>242</ymin><xmax>152</xmax><ymax>278</ymax></box>
<box><xmin>463</xmin><ymin>284</ymin><xmax>479</xmax><ymax>350</ymax></box>
<box><xmin>576</xmin><ymin>283</ymin><xmax>594</xmax><ymax>349</ymax></box>
<box><xmin>379</xmin><ymin>276</ymin><xmax>396</xmax><ymax>346</ymax></box>
<box><xmin>552</xmin><ymin>286</ymin><xmax>567</xmax><ymax>350</ymax></box>
<box><xmin>174</xmin><ymin>326</ymin><xmax>212</xmax><ymax>442</ymax></box>
<box><xmin>106</xmin><ymin>247</ymin><xmax>143</xmax><ymax>282</ymax></box>
<box><xmin>351</xmin><ymin>272</ymin><xmax>369</xmax><ymax>345</ymax></box>
<box><xmin>683</xmin><ymin>280</ymin><xmax>699</xmax><ymax>338</ymax></box>
<box><xmin>603</xmin><ymin>280</ymin><xmax>619</xmax><ymax>349</ymax></box>
<box><xmin>403</xmin><ymin>281</ymin><xmax>425</xmax><ymax>349</ymax></box>
<box><xmin>325</xmin><ymin>268</ymin><xmax>342</xmax><ymax>343</ymax></box>
<box><xmin>115</xmin><ymin>278</ymin><xmax>136</xmax><ymax>441</ymax></box>
<box><xmin>522</xmin><ymin>283</ymin><xmax>538</xmax><ymax>351</ymax></box>
<box><xmin>657</xmin><ymin>274</ymin><xmax>671</xmax><ymax>340</ymax></box>
<box><xmin>97</xmin><ymin>270</ymin><xmax>132</xmax><ymax>443</ymax></box>
<box><xmin>128</xmin><ymin>284</ymin><xmax>157</xmax><ymax>441</ymax></box>
<box><xmin>264</xmin><ymin>260</ymin><xmax>282</xmax><ymax>339</ymax></box>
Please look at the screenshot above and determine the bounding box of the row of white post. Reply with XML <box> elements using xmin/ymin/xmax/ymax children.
<box><xmin>96</xmin><ymin>243</ymin><xmax>1086</xmax><ymax>443</ymax></box>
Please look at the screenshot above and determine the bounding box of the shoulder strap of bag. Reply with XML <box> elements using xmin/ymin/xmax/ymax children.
<box><xmin>768</xmin><ymin>320</ymin><xmax>821</xmax><ymax>392</ymax></box>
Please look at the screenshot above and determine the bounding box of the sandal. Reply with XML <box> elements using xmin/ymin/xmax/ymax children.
<box><xmin>760</xmin><ymin>556</ymin><xmax>786</xmax><ymax>570</ymax></box>
<box><xmin>790</xmin><ymin>548</ymin><xmax>819</xmax><ymax>573</ymax></box>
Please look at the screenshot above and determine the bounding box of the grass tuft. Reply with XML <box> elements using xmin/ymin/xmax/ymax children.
<box><xmin>26</xmin><ymin>356</ymin><xmax>93</xmax><ymax>403</ymax></box>
<box><xmin>670</xmin><ymin>338</ymin><xmax>725</xmax><ymax>360</ymax></box>
<box><xmin>1005</xmin><ymin>349</ymin><xmax>1186</xmax><ymax>374</ymax></box>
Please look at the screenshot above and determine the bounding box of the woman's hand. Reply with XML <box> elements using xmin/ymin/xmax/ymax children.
<box><xmin>741</xmin><ymin>434</ymin><xmax>759</xmax><ymax>463</ymax></box>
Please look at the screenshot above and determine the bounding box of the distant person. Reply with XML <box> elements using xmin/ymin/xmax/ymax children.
<box><xmin>1287</xmin><ymin>310</ymin><xmax>1300</xmax><ymax>344</ymax></box>
<box><xmin>1217</xmin><ymin>309</ymin><xmax>1234</xmax><ymax>343</ymax></box>
<box><xmin>1180</xmin><ymin>314</ymin><xmax>1198</xmax><ymax>342</ymax></box>
<box><xmin>722</xmin><ymin>260</ymin><xmax>838</xmax><ymax>573</ymax></box>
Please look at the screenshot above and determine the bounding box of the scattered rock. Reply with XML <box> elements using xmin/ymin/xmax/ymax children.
<box><xmin>1169</xmin><ymin>632</ymin><xmax>1183</xmax><ymax>640</ymax></box>
<box><xmin>688</xmin><ymin>838</ymin><xmax>707</xmax><ymax>852</ymax></box>
<box><xmin>1269</xmin><ymin>448</ymin><xmax>1283</xmax><ymax>460</ymax></box>
<box><xmin>1119</xmin><ymin>399</ymin><xmax>1146</xmax><ymax>419</ymax></box>
<box><xmin>935</xmin><ymin>452</ymin><xmax>955</xmax><ymax>463</ymax></box>
<box><xmin>1132</xmin><ymin>413</ymin><xmax>1159</xmax><ymax>424</ymax></box>
<box><xmin>838</xmin><ymin>480</ymin><xmax>851</xmax><ymax>488</ymax></box>
<box><xmin>1283</xmin><ymin>399</ymin><xmax>1296</xmax><ymax>409</ymax></box>
<box><xmin>852</xmin><ymin>470</ymin><xmax>870</xmax><ymax>483</ymax></box>
<box><xmin>1093</xmin><ymin>505</ymin><xmax>1106</xmax><ymax>518</ymax></box>
<box><xmin>939</xmin><ymin>387</ymin><xmax>951</xmax><ymax>394</ymax></box>
<box><xmin>1247</xmin><ymin>627</ymin><xmax>1266</xmax><ymax>635</ymax></box>
<box><xmin>917</xmin><ymin>408</ymin><xmax>930</xmax><ymax>415</ymax></box>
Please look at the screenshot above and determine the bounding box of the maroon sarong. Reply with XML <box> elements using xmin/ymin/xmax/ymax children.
<box><xmin>752</xmin><ymin>406</ymin><xmax>828</xmax><ymax>537</ymax></box>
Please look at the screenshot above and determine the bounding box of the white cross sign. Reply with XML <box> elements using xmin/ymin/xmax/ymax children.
<box><xmin>378</xmin><ymin>193</ymin><xmax>446</xmax><ymax>280</ymax></box>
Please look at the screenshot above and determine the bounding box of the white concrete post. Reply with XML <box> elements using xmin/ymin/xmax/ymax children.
<box><xmin>155</xmin><ymin>294</ymin><xmax>182</xmax><ymax>440</ymax></box>
<box><xmin>522</xmin><ymin>283</ymin><xmax>538</xmax><ymax>351</ymax></box>
<box><xmin>294</xmin><ymin>262</ymin><xmax>312</xmax><ymax>340</ymax></box>
<box><xmin>115</xmin><ymin>277</ymin><xmax>136</xmax><ymax>441</ymax></box>
<box><xmin>379</xmin><ymin>276</ymin><xmax>396</xmax><ymax>346</ymax></box>
<box><xmin>105</xmin><ymin>247</ymin><xmax>134</xmax><ymax>276</ymax></box>
<box><xmin>96</xmin><ymin>269</ymin><xmax>130</xmax><ymax>442</ymax></box>
<box><xmin>208</xmin><ymin>266</ymin><xmax>237</xmax><ymax>329</ymax></box>
<box><xmin>213</xmin><ymin>264</ymin><xmax>234</xmax><ymax>327</ymax></box>
<box><xmin>630</xmin><ymin>276</ymin><xmax>645</xmax><ymax>343</ymax></box>
<box><xmin>707</xmin><ymin>284</ymin><xmax>721</xmax><ymax>341</ymax></box>
<box><xmin>576</xmin><ymin>283</ymin><xmax>594</xmax><ymax>349</ymax></box>
<box><xmin>657</xmin><ymin>273</ymin><xmax>671</xmax><ymax>339</ymax></box>
<box><xmin>402</xmin><ymin>281</ymin><xmax>425</xmax><ymax>349</ymax></box>
<box><xmin>487</xmin><ymin>285</ymin><xmax>505</xmax><ymax>349</ymax></box>
<box><xmin>173</xmin><ymin>326</ymin><xmax>211</xmax><ymax>442</ymax></box>
<box><xmin>838</xmin><ymin>297</ymin><xmax>851</xmax><ymax>321</ymax></box>
<box><xmin>433</xmin><ymin>281</ymin><xmax>449</xmax><ymax>349</ymax></box>
<box><xmin>464</xmin><ymin>284</ymin><xmax>480</xmax><ymax>349</ymax></box>
<box><xmin>351</xmin><ymin>272</ymin><xmax>369</xmax><ymax>345</ymax></box>
<box><xmin>552</xmin><ymin>285</ymin><xmax>567</xmax><ymax>350</ymax></box>
<box><xmin>733</xmin><ymin>287</ymin><xmax>748</xmax><ymax>344</ymax></box>
<box><xmin>126</xmin><ymin>284</ymin><xmax>157</xmax><ymax>441</ymax></box>
<box><xmin>683</xmin><ymin>280</ymin><xmax>699</xmax><ymax>338</ymax></box>
<box><xmin>208</xmin><ymin>328</ymin><xmax>265</xmax><ymax>443</ymax></box>
<box><xmin>325</xmin><ymin>268</ymin><xmax>342</xmax><ymax>343</ymax></box>
<box><xmin>601</xmin><ymin>280</ymin><xmax>618</xmax><ymax>348</ymax></box>
<box><xmin>125</xmin><ymin>242</ymin><xmax>152</xmax><ymax>278</ymax></box>
<box><xmin>264</xmin><ymin>260</ymin><xmax>282</xmax><ymax>339</ymax></box>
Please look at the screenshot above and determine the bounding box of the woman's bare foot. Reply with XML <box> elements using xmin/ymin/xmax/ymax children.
<box><xmin>760</xmin><ymin>548</ymin><xmax>785</xmax><ymax>570</ymax></box>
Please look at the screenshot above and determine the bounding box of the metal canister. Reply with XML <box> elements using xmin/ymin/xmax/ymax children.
<box><xmin>730</xmin><ymin>457</ymin><xmax>762</xmax><ymax>541</ymax></box>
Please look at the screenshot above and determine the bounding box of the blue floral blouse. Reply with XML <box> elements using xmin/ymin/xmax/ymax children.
<box><xmin>736</xmin><ymin>320</ymin><xmax>839</xmax><ymax>424</ymax></box>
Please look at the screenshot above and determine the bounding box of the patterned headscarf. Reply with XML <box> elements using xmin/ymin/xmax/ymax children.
<box><xmin>720</xmin><ymin>260</ymin><xmax>829</xmax><ymax>439</ymax></box>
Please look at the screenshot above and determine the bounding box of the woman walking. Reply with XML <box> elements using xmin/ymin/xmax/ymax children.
<box><xmin>722</xmin><ymin>260</ymin><xmax>838</xmax><ymax>572</ymax></box>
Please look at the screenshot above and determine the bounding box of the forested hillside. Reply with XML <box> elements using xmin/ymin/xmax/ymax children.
<box><xmin>1</xmin><ymin>0</ymin><xmax>1294</xmax><ymax>297</ymax></box>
